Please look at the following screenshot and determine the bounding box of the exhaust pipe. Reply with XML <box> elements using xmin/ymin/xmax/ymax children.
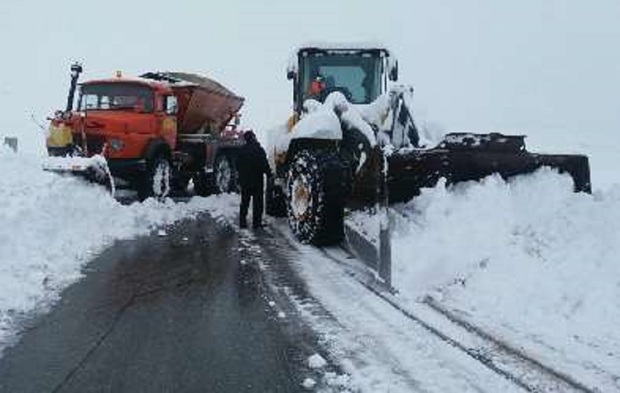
<box><xmin>66</xmin><ymin>62</ymin><xmax>83</xmax><ymax>112</ymax></box>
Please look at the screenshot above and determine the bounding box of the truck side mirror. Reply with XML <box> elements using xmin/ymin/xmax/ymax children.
<box><xmin>165</xmin><ymin>96</ymin><xmax>178</xmax><ymax>115</ymax></box>
<box><xmin>287</xmin><ymin>70</ymin><xmax>296</xmax><ymax>80</ymax></box>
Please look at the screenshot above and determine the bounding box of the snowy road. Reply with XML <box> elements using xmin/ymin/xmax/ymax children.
<box><xmin>0</xmin><ymin>213</ymin><xmax>319</xmax><ymax>393</ymax></box>
<box><xmin>250</xmin><ymin>220</ymin><xmax>600</xmax><ymax>393</ymax></box>
<box><xmin>1</xmin><ymin>147</ymin><xmax>618</xmax><ymax>392</ymax></box>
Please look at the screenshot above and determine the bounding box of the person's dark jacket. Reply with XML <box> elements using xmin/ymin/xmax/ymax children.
<box><xmin>236</xmin><ymin>137</ymin><xmax>271</xmax><ymax>189</ymax></box>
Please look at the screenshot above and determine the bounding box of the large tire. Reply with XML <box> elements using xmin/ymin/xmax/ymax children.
<box><xmin>193</xmin><ymin>154</ymin><xmax>238</xmax><ymax>197</ymax></box>
<box><xmin>213</xmin><ymin>154</ymin><xmax>238</xmax><ymax>194</ymax></box>
<box><xmin>193</xmin><ymin>169</ymin><xmax>213</xmax><ymax>197</ymax></box>
<box><xmin>286</xmin><ymin>149</ymin><xmax>344</xmax><ymax>245</ymax></box>
<box><xmin>137</xmin><ymin>154</ymin><xmax>171</xmax><ymax>201</ymax></box>
<box><xmin>170</xmin><ymin>172</ymin><xmax>191</xmax><ymax>196</ymax></box>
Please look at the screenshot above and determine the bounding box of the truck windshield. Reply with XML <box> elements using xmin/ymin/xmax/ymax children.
<box><xmin>300</xmin><ymin>53</ymin><xmax>383</xmax><ymax>104</ymax></box>
<box><xmin>79</xmin><ymin>83</ymin><xmax>155</xmax><ymax>113</ymax></box>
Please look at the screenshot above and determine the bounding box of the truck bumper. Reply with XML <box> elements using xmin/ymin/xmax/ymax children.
<box><xmin>107</xmin><ymin>158</ymin><xmax>148</xmax><ymax>180</ymax></box>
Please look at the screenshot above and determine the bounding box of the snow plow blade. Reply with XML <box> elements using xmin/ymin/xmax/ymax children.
<box><xmin>42</xmin><ymin>155</ymin><xmax>115</xmax><ymax>195</ymax></box>
<box><xmin>386</xmin><ymin>133</ymin><xmax>591</xmax><ymax>204</ymax></box>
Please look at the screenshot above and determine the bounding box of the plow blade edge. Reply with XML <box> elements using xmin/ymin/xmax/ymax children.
<box><xmin>387</xmin><ymin>150</ymin><xmax>591</xmax><ymax>204</ymax></box>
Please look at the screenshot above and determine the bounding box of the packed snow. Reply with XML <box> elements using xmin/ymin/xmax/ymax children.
<box><xmin>308</xmin><ymin>353</ymin><xmax>328</xmax><ymax>369</ymax></box>
<box><xmin>389</xmin><ymin>170</ymin><xmax>620</xmax><ymax>390</ymax></box>
<box><xmin>273</xmin><ymin>86</ymin><xmax>447</xmax><ymax>167</ymax></box>
<box><xmin>346</xmin><ymin>167</ymin><xmax>620</xmax><ymax>391</ymax></box>
<box><xmin>275</xmin><ymin>102</ymin><xmax>342</xmax><ymax>154</ymax></box>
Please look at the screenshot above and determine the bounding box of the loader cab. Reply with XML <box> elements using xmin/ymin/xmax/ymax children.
<box><xmin>288</xmin><ymin>45</ymin><xmax>398</xmax><ymax>115</ymax></box>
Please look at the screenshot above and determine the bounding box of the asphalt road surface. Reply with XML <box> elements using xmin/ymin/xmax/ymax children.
<box><xmin>0</xmin><ymin>213</ymin><xmax>316</xmax><ymax>393</ymax></box>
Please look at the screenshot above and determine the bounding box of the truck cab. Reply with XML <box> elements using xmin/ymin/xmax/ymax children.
<box><xmin>74</xmin><ymin>77</ymin><xmax>177</xmax><ymax>159</ymax></box>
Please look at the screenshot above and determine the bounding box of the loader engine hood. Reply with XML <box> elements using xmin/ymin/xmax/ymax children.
<box><xmin>276</xmin><ymin>86</ymin><xmax>445</xmax><ymax>157</ymax></box>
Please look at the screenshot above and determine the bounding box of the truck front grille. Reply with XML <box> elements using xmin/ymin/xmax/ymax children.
<box><xmin>73</xmin><ymin>133</ymin><xmax>106</xmax><ymax>155</ymax></box>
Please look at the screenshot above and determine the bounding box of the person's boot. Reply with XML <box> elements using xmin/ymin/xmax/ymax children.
<box><xmin>252</xmin><ymin>219</ymin><xmax>264</xmax><ymax>229</ymax></box>
<box><xmin>240</xmin><ymin>217</ymin><xmax>248</xmax><ymax>229</ymax></box>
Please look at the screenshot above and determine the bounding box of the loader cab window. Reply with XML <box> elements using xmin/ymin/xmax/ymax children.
<box><xmin>299</xmin><ymin>51</ymin><xmax>383</xmax><ymax>105</ymax></box>
<box><xmin>79</xmin><ymin>83</ymin><xmax>155</xmax><ymax>113</ymax></box>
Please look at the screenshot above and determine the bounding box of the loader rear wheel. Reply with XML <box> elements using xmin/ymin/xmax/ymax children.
<box><xmin>138</xmin><ymin>154</ymin><xmax>171</xmax><ymax>201</ymax></box>
<box><xmin>286</xmin><ymin>149</ymin><xmax>344</xmax><ymax>245</ymax></box>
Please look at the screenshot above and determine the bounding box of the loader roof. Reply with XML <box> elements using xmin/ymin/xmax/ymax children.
<box><xmin>295</xmin><ymin>41</ymin><xmax>391</xmax><ymax>53</ymax></box>
<box><xmin>287</xmin><ymin>42</ymin><xmax>392</xmax><ymax>76</ymax></box>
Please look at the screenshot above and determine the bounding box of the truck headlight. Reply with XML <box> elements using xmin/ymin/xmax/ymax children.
<box><xmin>109</xmin><ymin>138</ymin><xmax>125</xmax><ymax>152</ymax></box>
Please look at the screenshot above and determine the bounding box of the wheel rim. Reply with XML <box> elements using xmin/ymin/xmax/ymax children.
<box><xmin>215</xmin><ymin>157</ymin><xmax>231</xmax><ymax>193</ymax></box>
<box><xmin>291</xmin><ymin>175</ymin><xmax>311</xmax><ymax>219</ymax></box>
<box><xmin>152</xmin><ymin>159</ymin><xmax>171</xmax><ymax>198</ymax></box>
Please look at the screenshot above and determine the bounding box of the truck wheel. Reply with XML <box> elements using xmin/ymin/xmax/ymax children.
<box><xmin>214</xmin><ymin>154</ymin><xmax>238</xmax><ymax>194</ymax></box>
<box><xmin>286</xmin><ymin>149</ymin><xmax>344</xmax><ymax>245</ymax></box>
<box><xmin>138</xmin><ymin>154</ymin><xmax>171</xmax><ymax>201</ymax></box>
<box><xmin>193</xmin><ymin>154</ymin><xmax>238</xmax><ymax>196</ymax></box>
<box><xmin>193</xmin><ymin>170</ymin><xmax>213</xmax><ymax>197</ymax></box>
<box><xmin>170</xmin><ymin>174</ymin><xmax>190</xmax><ymax>196</ymax></box>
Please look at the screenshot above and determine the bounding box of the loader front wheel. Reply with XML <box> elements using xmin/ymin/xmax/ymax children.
<box><xmin>138</xmin><ymin>154</ymin><xmax>171</xmax><ymax>201</ymax></box>
<box><xmin>286</xmin><ymin>149</ymin><xmax>344</xmax><ymax>245</ymax></box>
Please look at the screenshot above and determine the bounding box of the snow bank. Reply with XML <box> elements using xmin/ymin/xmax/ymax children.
<box><xmin>0</xmin><ymin>147</ymin><xmax>235</xmax><ymax>355</ymax></box>
<box><xmin>308</xmin><ymin>353</ymin><xmax>327</xmax><ymax>369</ymax></box>
<box><xmin>391</xmin><ymin>168</ymin><xmax>620</xmax><ymax>381</ymax></box>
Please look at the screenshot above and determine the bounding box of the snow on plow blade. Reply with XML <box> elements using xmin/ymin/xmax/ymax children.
<box><xmin>42</xmin><ymin>155</ymin><xmax>115</xmax><ymax>195</ymax></box>
<box><xmin>386</xmin><ymin>133</ymin><xmax>591</xmax><ymax>204</ymax></box>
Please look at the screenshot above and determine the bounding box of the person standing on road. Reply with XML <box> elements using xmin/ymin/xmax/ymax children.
<box><xmin>236</xmin><ymin>131</ymin><xmax>271</xmax><ymax>229</ymax></box>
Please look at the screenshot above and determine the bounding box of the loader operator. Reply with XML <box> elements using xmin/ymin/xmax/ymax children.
<box><xmin>236</xmin><ymin>131</ymin><xmax>272</xmax><ymax>229</ymax></box>
<box><xmin>307</xmin><ymin>74</ymin><xmax>326</xmax><ymax>101</ymax></box>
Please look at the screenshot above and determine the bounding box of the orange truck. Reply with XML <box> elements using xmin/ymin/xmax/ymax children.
<box><xmin>45</xmin><ymin>63</ymin><xmax>246</xmax><ymax>199</ymax></box>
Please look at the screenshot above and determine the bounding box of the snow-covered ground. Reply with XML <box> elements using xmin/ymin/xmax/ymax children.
<box><xmin>2</xmin><ymin>136</ymin><xmax>620</xmax><ymax>391</ymax></box>
<box><xmin>387</xmin><ymin>170</ymin><xmax>620</xmax><ymax>391</ymax></box>
<box><xmin>343</xmin><ymin>166</ymin><xmax>620</xmax><ymax>391</ymax></box>
<box><xmin>0</xmin><ymin>144</ymin><xmax>238</xmax><ymax>355</ymax></box>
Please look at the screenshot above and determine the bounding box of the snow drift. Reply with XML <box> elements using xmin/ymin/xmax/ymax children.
<box><xmin>0</xmin><ymin>145</ymin><xmax>234</xmax><ymax>355</ymax></box>
<box><xmin>390</xmin><ymin>169</ymin><xmax>620</xmax><ymax>387</ymax></box>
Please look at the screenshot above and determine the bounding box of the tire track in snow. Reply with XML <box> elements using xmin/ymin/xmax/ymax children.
<box><xmin>318</xmin><ymin>245</ymin><xmax>598</xmax><ymax>393</ymax></box>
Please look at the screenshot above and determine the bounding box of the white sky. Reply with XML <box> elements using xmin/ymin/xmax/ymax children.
<box><xmin>1</xmin><ymin>0</ymin><xmax>619</xmax><ymax>157</ymax></box>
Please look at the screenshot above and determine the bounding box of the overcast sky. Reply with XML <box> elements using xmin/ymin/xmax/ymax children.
<box><xmin>1</xmin><ymin>0</ymin><xmax>619</xmax><ymax>160</ymax></box>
